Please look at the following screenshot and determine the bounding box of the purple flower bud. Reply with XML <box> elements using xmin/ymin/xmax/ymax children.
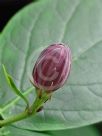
<box><xmin>32</xmin><ymin>43</ymin><xmax>71</xmax><ymax>92</ymax></box>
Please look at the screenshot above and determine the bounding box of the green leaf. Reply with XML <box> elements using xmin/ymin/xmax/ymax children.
<box><xmin>2</xmin><ymin>64</ymin><xmax>30</xmax><ymax>108</ymax></box>
<box><xmin>0</xmin><ymin>126</ymin><xmax>100</xmax><ymax>136</ymax></box>
<box><xmin>0</xmin><ymin>0</ymin><xmax>102</xmax><ymax>131</ymax></box>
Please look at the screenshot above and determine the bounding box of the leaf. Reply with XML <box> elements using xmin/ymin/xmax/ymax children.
<box><xmin>0</xmin><ymin>0</ymin><xmax>102</xmax><ymax>131</ymax></box>
<box><xmin>0</xmin><ymin>126</ymin><xmax>100</xmax><ymax>136</ymax></box>
<box><xmin>2</xmin><ymin>64</ymin><xmax>29</xmax><ymax>108</ymax></box>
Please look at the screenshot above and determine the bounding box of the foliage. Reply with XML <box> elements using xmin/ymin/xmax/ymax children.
<box><xmin>0</xmin><ymin>0</ymin><xmax>102</xmax><ymax>135</ymax></box>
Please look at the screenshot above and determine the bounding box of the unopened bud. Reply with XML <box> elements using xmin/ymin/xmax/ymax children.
<box><xmin>32</xmin><ymin>43</ymin><xmax>71</xmax><ymax>92</ymax></box>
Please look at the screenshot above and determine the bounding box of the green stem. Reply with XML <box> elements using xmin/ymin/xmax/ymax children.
<box><xmin>0</xmin><ymin>110</ymin><xmax>29</xmax><ymax>127</ymax></box>
<box><xmin>31</xmin><ymin>92</ymin><xmax>50</xmax><ymax>113</ymax></box>
<box><xmin>0</xmin><ymin>92</ymin><xmax>50</xmax><ymax>127</ymax></box>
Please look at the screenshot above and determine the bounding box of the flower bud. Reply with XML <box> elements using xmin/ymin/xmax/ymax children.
<box><xmin>32</xmin><ymin>43</ymin><xmax>71</xmax><ymax>92</ymax></box>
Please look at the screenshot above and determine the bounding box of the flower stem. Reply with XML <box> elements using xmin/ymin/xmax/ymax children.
<box><xmin>0</xmin><ymin>92</ymin><xmax>50</xmax><ymax>127</ymax></box>
<box><xmin>0</xmin><ymin>110</ymin><xmax>29</xmax><ymax>127</ymax></box>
